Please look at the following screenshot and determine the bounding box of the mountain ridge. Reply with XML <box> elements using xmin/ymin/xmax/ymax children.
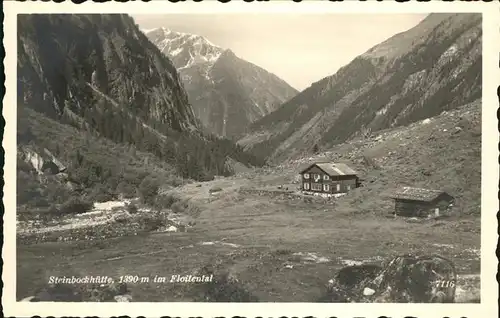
<box><xmin>145</xmin><ymin>27</ymin><xmax>298</xmax><ymax>139</ymax></box>
<box><xmin>145</xmin><ymin>27</ymin><xmax>224</xmax><ymax>71</ymax></box>
<box><xmin>239</xmin><ymin>13</ymin><xmax>481</xmax><ymax>164</ymax></box>
<box><xmin>17</xmin><ymin>14</ymin><xmax>265</xmax><ymax>207</ymax></box>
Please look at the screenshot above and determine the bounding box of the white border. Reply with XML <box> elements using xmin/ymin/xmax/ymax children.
<box><xmin>2</xmin><ymin>1</ymin><xmax>499</xmax><ymax>317</ymax></box>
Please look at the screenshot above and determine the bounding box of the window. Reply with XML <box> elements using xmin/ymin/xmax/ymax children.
<box><xmin>313</xmin><ymin>174</ymin><xmax>321</xmax><ymax>182</ymax></box>
<box><xmin>303</xmin><ymin>183</ymin><xmax>310</xmax><ymax>190</ymax></box>
<box><xmin>347</xmin><ymin>185</ymin><xmax>351</xmax><ymax>191</ymax></box>
<box><xmin>323</xmin><ymin>175</ymin><xmax>330</xmax><ymax>181</ymax></box>
<box><xmin>323</xmin><ymin>184</ymin><xmax>330</xmax><ymax>192</ymax></box>
<box><xmin>336</xmin><ymin>184</ymin><xmax>341</xmax><ymax>192</ymax></box>
<box><xmin>311</xmin><ymin>183</ymin><xmax>322</xmax><ymax>191</ymax></box>
<box><xmin>303</xmin><ymin>173</ymin><xmax>310</xmax><ymax>179</ymax></box>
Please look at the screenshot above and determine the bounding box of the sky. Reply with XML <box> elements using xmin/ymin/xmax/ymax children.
<box><xmin>132</xmin><ymin>14</ymin><xmax>428</xmax><ymax>91</ymax></box>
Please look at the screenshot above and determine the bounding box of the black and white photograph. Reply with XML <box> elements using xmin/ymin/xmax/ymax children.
<box><xmin>3</xmin><ymin>1</ymin><xmax>497</xmax><ymax>315</ymax></box>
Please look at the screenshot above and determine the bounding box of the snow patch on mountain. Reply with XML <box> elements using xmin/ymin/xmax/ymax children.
<box><xmin>145</xmin><ymin>26</ymin><xmax>298</xmax><ymax>138</ymax></box>
<box><xmin>145</xmin><ymin>27</ymin><xmax>224</xmax><ymax>70</ymax></box>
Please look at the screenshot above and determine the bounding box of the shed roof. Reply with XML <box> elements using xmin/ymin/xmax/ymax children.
<box><xmin>390</xmin><ymin>187</ymin><xmax>452</xmax><ymax>202</ymax></box>
<box><xmin>300</xmin><ymin>162</ymin><xmax>358</xmax><ymax>176</ymax></box>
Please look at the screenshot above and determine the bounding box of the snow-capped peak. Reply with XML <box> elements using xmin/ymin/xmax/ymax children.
<box><xmin>145</xmin><ymin>27</ymin><xmax>224</xmax><ymax>69</ymax></box>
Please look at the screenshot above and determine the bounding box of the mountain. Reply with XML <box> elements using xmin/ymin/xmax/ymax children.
<box><xmin>17</xmin><ymin>14</ymin><xmax>265</xmax><ymax>207</ymax></box>
<box><xmin>239</xmin><ymin>13</ymin><xmax>481</xmax><ymax>164</ymax></box>
<box><xmin>18</xmin><ymin>15</ymin><xmax>199</xmax><ymax>133</ymax></box>
<box><xmin>145</xmin><ymin>27</ymin><xmax>298</xmax><ymax>139</ymax></box>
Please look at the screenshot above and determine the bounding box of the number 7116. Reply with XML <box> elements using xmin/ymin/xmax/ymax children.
<box><xmin>435</xmin><ymin>280</ymin><xmax>456</xmax><ymax>288</ymax></box>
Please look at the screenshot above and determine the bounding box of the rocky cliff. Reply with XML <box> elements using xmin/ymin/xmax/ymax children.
<box><xmin>18</xmin><ymin>14</ymin><xmax>199</xmax><ymax>132</ymax></box>
<box><xmin>239</xmin><ymin>13</ymin><xmax>481</xmax><ymax>163</ymax></box>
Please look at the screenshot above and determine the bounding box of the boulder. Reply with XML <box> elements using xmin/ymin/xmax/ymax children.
<box><xmin>363</xmin><ymin>287</ymin><xmax>375</xmax><ymax>296</ymax></box>
<box><xmin>368</xmin><ymin>254</ymin><xmax>457</xmax><ymax>303</ymax></box>
<box><xmin>19</xmin><ymin>146</ymin><xmax>67</xmax><ymax>175</ymax></box>
<box><xmin>322</xmin><ymin>254</ymin><xmax>457</xmax><ymax>303</ymax></box>
<box><xmin>334</xmin><ymin>264</ymin><xmax>382</xmax><ymax>289</ymax></box>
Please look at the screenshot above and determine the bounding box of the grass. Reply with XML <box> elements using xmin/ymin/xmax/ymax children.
<box><xmin>17</xmin><ymin>102</ymin><xmax>481</xmax><ymax>302</ymax></box>
<box><xmin>17</xmin><ymin>190</ymin><xmax>480</xmax><ymax>301</ymax></box>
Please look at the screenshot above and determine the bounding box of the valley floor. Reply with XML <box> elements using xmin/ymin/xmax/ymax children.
<box><xmin>17</xmin><ymin>175</ymin><xmax>480</xmax><ymax>302</ymax></box>
<box><xmin>17</xmin><ymin>101</ymin><xmax>482</xmax><ymax>302</ymax></box>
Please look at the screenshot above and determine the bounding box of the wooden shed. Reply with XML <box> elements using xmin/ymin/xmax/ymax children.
<box><xmin>390</xmin><ymin>187</ymin><xmax>454</xmax><ymax>218</ymax></box>
<box><xmin>299</xmin><ymin>162</ymin><xmax>359</xmax><ymax>196</ymax></box>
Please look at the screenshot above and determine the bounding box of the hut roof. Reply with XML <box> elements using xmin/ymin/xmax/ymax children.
<box><xmin>300</xmin><ymin>162</ymin><xmax>358</xmax><ymax>176</ymax></box>
<box><xmin>390</xmin><ymin>187</ymin><xmax>451</xmax><ymax>202</ymax></box>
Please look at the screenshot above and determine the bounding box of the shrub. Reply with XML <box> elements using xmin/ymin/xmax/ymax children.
<box><xmin>88</xmin><ymin>189</ymin><xmax>114</xmax><ymax>203</ymax></box>
<box><xmin>170</xmin><ymin>200</ymin><xmax>187</xmax><ymax>214</ymax></box>
<box><xmin>186</xmin><ymin>202</ymin><xmax>202</xmax><ymax>218</ymax></box>
<box><xmin>17</xmin><ymin>171</ymin><xmax>44</xmax><ymax>205</ymax></box>
<box><xmin>44</xmin><ymin>182</ymin><xmax>73</xmax><ymax>205</ymax></box>
<box><xmin>137</xmin><ymin>213</ymin><xmax>165</xmax><ymax>232</ymax></box>
<box><xmin>170</xmin><ymin>199</ymin><xmax>202</xmax><ymax>217</ymax></box>
<box><xmin>59</xmin><ymin>197</ymin><xmax>93</xmax><ymax>215</ymax></box>
<box><xmin>126</xmin><ymin>203</ymin><xmax>138</xmax><ymax>214</ymax></box>
<box><xmin>168</xmin><ymin>177</ymin><xmax>184</xmax><ymax>188</ymax></box>
<box><xmin>41</xmin><ymin>205</ymin><xmax>60</xmax><ymax>220</ymax></box>
<box><xmin>138</xmin><ymin>176</ymin><xmax>160</xmax><ymax>204</ymax></box>
<box><xmin>114</xmin><ymin>214</ymin><xmax>129</xmax><ymax>224</ymax></box>
<box><xmin>116</xmin><ymin>181</ymin><xmax>137</xmax><ymax>199</ymax></box>
<box><xmin>88</xmin><ymin>184</ymin><xmax>115</xmax><ymax>203</ymax></box>
<box><xmin>93</xmin><ymin>192</ymin><xmax>114</xmax><ymax>203</ymax></box>
<box><xmin>154</xmin><ymin>193</ymin><xmax>179</xmax><ymax>210</ymax></box>
<box><xmin>30</xmin><ymin>196</ymin><xmax>50</xmax><ymax>208</ymax></box>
